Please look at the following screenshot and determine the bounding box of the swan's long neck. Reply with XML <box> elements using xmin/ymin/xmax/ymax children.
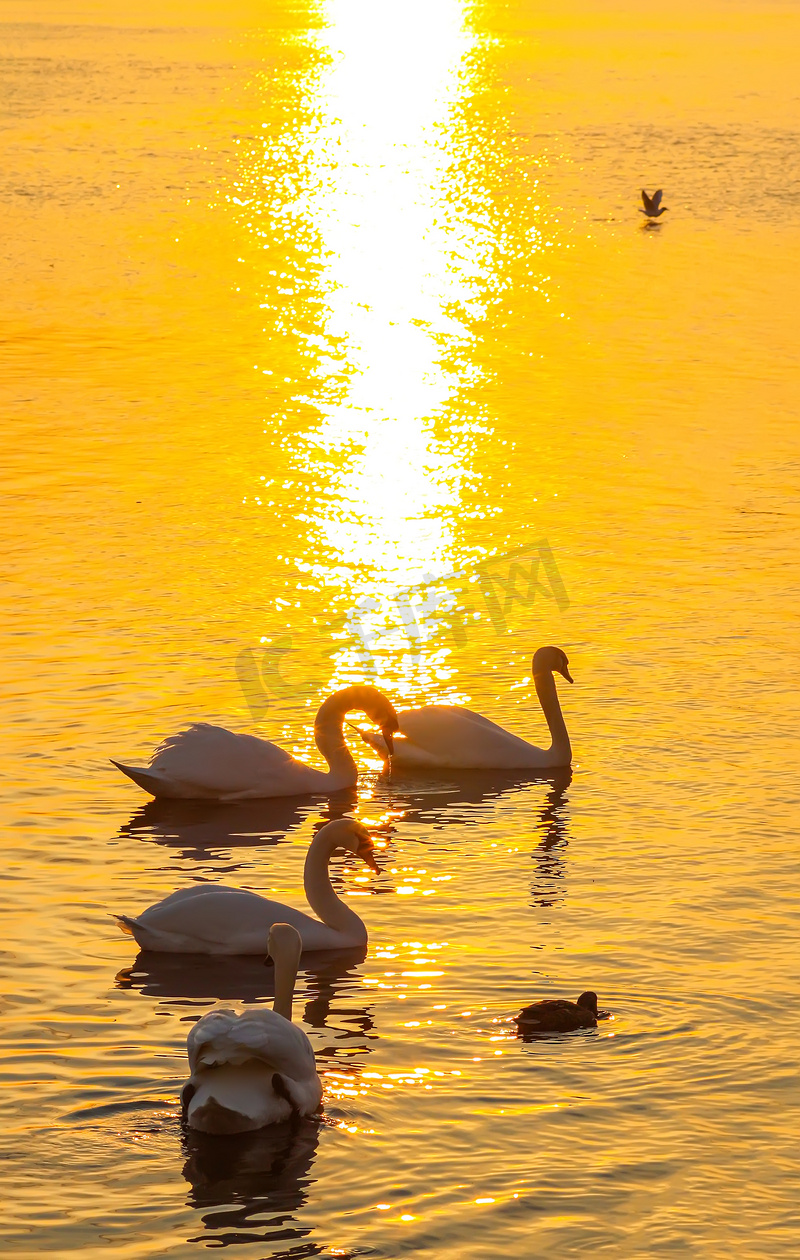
<box><xmin>303</xmin><ymin>830</ymin><xmax>367</xmax><ymax>943</ymax></box>
<box><xmin>314</xmin><ymin>693</ymin><xmax>357</xmax><ymax>787</ymax></box>
<box><xmin>272</xmin><ymin>948</ymin><xmax>297</xmax><ymax>1022</ymax></box>
<box><xmin>534</xmin><ymin>670</ymin><xmax>571</xmax><ymax>764</ymax></box>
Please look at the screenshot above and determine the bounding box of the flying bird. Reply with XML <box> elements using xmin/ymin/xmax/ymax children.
<box><xmin>640</xmin><ymin>188</ymin><xmax>668</xmax><ymax>219</ymax></box>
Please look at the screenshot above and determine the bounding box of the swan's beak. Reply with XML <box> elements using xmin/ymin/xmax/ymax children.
<box><xmin>380</xmin><ymin>725</ymin><xmax>395</xmax><ymax>757</ymax></box>
<box><xmin>357</xmin><ymin>838</ymin><xmax>380</xmax><ymax>873</ymax></box>
<box><xmin>560</xmin><ymin>666</ymin><xmax>574</xmax><ymax>684</ymax></box>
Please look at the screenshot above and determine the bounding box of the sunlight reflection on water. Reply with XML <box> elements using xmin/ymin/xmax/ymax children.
<box><xmin>1</xmin><ymin>0</ymin><xmax>799</xmax><ymax>1255</ymax></box>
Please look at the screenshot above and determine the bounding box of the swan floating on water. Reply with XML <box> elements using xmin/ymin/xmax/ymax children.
<box><xmin>111</xmin><ymin>685</ymin><xmax>399</xmax><ymax>800</ymax></box>
<box><xmin>182</xmin><ymin>922</ymin><xmax>322</xmax><ymax>1133</ymax></box>
<box><xmin>639</xmin><ymin>188</ymin><xmax>668</xmax><ymax>219</ymax></box>
<box><xmin>114</xmin><ymin>818</ymin><xmax>378</xmax><ymax>953</ymax></box>
<box><xmin>354</xmin><ymin>646</ymin><xmax>573</xmax><ymax>771</ymax></box>
<box><xmin>515</xmin><ymin>990</ymin><xmax>610</xmax><ymax>1034</ymax></box>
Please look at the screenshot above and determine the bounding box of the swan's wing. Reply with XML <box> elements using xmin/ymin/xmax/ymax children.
<box><xmin>188</xmin><ymin>1009</ymin><xmax>318</xmax><ymax>1081</ymax></box>
<box><xmin>652</xmin><ymin>189</ymin><xmax>663</xmax><ymax>210</ymax></box>
<box><xmin>397</xmin><ymin>706</ymin><xmax>540</xmax><ymax>768</ymax></box>
<box><xmin>185</xmin><ymin>1041</ymin><xmax>321</xmax><ymax>1127</ymax></box>
<box><xmin>187</xmin><ymin>1008</ymin><xmax>239</xmax><ymax>1071</ymax></box>
<box><xmin>138</xmin><ymin>723</ymin><xmax>329</xmax><ymax>798</ymax></box>
<box><xmin>134</xmin><ymin>887</ymin><xmax>278</xmax><ymax>947</ymax></box>
<box><xmin>139</xmin><ymin>883</ymin><xmax>242</xmax><ymax>911</ymax></box>
<box><xmin>123</xmin><ymin>886</ymin><xmax>325</xmax><ymax>953</ymax></box>
<box><xmin>357</xmin><ymin>708</ymin><xmax>521</xmax><ymax>759</ymax></box>
<box><xmin>400</xmin><ymin>706</ymin><xmax>497</xmax><ymax>743</ymax></box>
<box><xmin>149</xmin><ymin>724</ymin><xmax>294</xmax><ymax>791</ymax></box>
<box><xmin>187</xmin><ymin>1009</ymin><xmax>322</xmax><ymax>1127</ymax></box>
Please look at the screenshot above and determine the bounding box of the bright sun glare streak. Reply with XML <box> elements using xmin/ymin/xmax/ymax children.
<box><xmin>236</xmin><ymin>0</ymin><xmax>546</xmax><ymax>708</ymax></box>
<box><xmin>310</xmin><ymin>1</ymin><xmax>473</xmax><ymax>592</ymax></box>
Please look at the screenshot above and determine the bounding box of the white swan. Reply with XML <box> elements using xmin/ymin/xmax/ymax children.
<box><xmin>115</xmin><ymin>818</ymin><xmax>378</xmax><ymax>953</ymax></box>
<box><xmin>355</xmin><ymin>646</ymin><xmax>573</xmax><ymax>770</ymax></box>
<box><xmin>111</xmin><ymin>685</ymin><xmax>399</xmax><ymax>800</ymax></box>
<box><xmin>182</xmin><ymin>922</ymin><xmax>322</xmax><ymax>1133</ymax></box>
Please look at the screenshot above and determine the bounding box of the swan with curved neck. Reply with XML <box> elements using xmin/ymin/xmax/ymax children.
<box><xmin>111</xmin><ymin>685</ymin><xmax>399</xmax><ymax>800</ymax></box>
<box><xmin>115</xmin><ymin>818</ymin><xmax>378</xmax><ymax>952</ymax></box>
<box><xmin>355</xmin><ymin>647</ymin><xmax>573</xmax><ymax>770</ymax></box>
<box><xmin>182</xmin><ymin>922</ymin><xmax>323</xmax><ymax>1133</ymax></box>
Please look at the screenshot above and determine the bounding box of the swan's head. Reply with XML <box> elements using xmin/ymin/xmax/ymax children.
<box><xmin>317</xmin><ymin>817</ymin><xmax>381</xmax><ymax>872</ymax></box>
<box><xmin>351</xmin><ymin>685</ymin><xmax>400</xmax><ymax>756</ymax></box>
<box><xmin>532</xmin><ymin>645</ymin><xmax>573</xmax><ymax>684</ymax></box>
<box><xmin>266</xmin><ymin>922</ymin><xmax>303</xmax><ymax>971</ymax></box>
<box><xmin>343</xmin><ymin>818</ymin><xmax>381</xmax><ymax>872</ymax></box>
<box><xmin>576</xmin><ymin>991</ymin><xmax>598</xmax><ymax>1015</ymax></box>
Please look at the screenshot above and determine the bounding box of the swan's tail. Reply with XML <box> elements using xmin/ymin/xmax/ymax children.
<box><xmin>113</xmin><ymin>913</ymin><xmax>137</xmax><ymax>936</ymax></box>
<box><xmin>112</xmin><ymin>912</ymin><xmax>187</xmax><ymax>951</ymax></box>
<box><xmin>111</xmin><ymin>759</ymin><xmax>168</xmax><ymax>797</ymax></box>
<box><xmin>115</xmin><ymin>909</ymin><xmax>231</xmax><ymax>952</ymax></box>
<box><xmin>346</xmin><ymin>721</ymin><xmax>388</xmax><ymax>756</ymax></box>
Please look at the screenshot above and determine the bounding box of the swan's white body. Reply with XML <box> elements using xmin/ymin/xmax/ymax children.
<box><xmin>357</xmin><ymin>646</ymin><xmax>573</xmax><ymax>771</ymax></box>
<box><xmin>115</xmin><ymin>818</ymin><xmax>376</xmax><ymax>953</ymax></box>
<box><xmin>111</xmin><ymin>686</ymin><xmax>398</xmax><ymax>801</ymax></box>
<box><xmin>183</xmin><ymin>923</ymin><xmax>322</xmax><ymax>1133</ymax></box>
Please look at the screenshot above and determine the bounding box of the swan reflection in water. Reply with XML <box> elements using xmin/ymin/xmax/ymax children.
<box><xmin>181</xmin><ymin>1116</ymin><xmax>324</xmax><ymax>1253</ymax></box>
<box><xmin>368</xmin><ymin>766</ymin><xmax>573</xmax><ymax>904</ymax></box>
<box><xmin>115</xmin><ymin>943</ymin><xmax>371</xmax><ymax>1030</ymax></box>
<box><xmin>119</xmin><ymin>769</ymin><xmax>570</xmax><ymax>895</ymax></box>
<box><xmin>373</xmin><ymin>764</ymin><xmax>568</xmax><ymax>825</ymax></box>
<box><xmin>528</xmin><ymin>768</ymin><xmax>572</xmax><ymax>908</ymax></box>
<box><xmin>116</xmin><ymin>950</ymin><xmax>373</xmax><ymax>1250</ymax></box>
<box><xmin>117</xmin><ymin>787</ymin><xmax>358</xmax><ymax>862</ymax></box>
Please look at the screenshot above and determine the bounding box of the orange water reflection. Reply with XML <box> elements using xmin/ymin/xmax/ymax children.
<box><xmin>1</xmin><ymin>0</ymin><xmax>800</xmax><ymax>1256</ymax></box>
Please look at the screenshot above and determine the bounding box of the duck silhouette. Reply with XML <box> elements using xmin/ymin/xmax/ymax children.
<box><xmin>515</xmin><ymin>990</ymin><xmax>609</xmax><ymax>1034</ymax></box>
<box><xmin>639</xmin><ymin>188</ymin><xmax>668</xmax><ymax>219</ymax></box>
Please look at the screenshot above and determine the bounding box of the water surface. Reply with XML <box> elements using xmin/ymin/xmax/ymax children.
<box><xmin>2</xmin><ymin>0</ymin><xmax>800</xmax><ymax>1255</ymax></box>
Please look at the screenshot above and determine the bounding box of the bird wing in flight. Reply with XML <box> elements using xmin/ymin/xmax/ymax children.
<box><xmin>641</xmin><ymin>189</ymin><xmax>654</xmax><ymax>212</ymax></box>
<box><xmin>651</xmin><ymin>189</ymin><xmax>663</xmax><ymax>210</ymax></box>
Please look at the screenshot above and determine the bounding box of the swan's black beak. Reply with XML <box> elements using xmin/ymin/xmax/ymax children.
<box><xmin>357</xmin><ymin>837</ymin><xmax>380</xmax><ymax>874</ymax></box>
<box><xmin>381</xmin><ymin>724</ymin><xmax>396</xmax><ymax>756</ymax></box>
<box><xmin>561</xmin><ymin>667</ymin><xmax>574</xmax><ymax>684</ymax></box>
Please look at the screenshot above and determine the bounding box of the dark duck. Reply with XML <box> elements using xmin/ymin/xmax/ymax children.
<box><xmin>515</xmin><ymin>991</ymin><xmax>609</xmax><ymax>1035</ymax></box>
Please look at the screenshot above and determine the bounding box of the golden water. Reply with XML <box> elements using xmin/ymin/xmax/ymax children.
<box><xmin>2</xmin><ymin>0</ymin><xmax>799</xmax><ymax>1254</ymax></box>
